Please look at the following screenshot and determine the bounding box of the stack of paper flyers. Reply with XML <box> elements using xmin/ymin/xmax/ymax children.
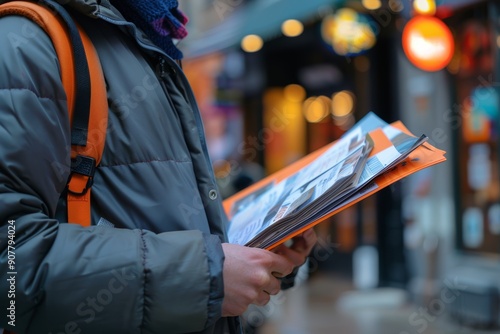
<box><xmin>223</xmin><ymin>112</ymin><xmax>446</xmax><ymax>250</ymax></box>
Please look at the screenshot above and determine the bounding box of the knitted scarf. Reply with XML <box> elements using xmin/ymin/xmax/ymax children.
<box><xmin>110</xmin><ymin>0</ymin><xmax>188</xmax><ymax>59</ymax></box>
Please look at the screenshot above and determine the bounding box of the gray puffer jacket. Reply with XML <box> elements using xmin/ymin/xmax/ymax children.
<box><xmin>0</xmin><ymin>0</ymin><xmax>240</xmax><ymax>333</ymax></box>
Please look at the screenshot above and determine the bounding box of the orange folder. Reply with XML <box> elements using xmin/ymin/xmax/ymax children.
<box><xmin>223</xmin><ymin>121</ymin><xmax>447</xmax><ymax>250</ymax></box>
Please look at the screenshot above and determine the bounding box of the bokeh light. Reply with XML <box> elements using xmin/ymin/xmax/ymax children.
<box><xmin>284</xmin><ymin>84</ymin><xmax>306</xmax><ymax>102</ymax></box>
<box><xmin>331</xmin><ymin>90</ymin><xmax>355</xmax><ymax>117</ymax></box>
<box><xmin>321</xmin><ymin>9</ymin><xmax>377</xmax><ymax>56</ymax></box>
<box><xmin>402</xmin><ymin>15</ymin><xmax>454</xmax><ymax>72</ymax></box>
<box><xmin>241</xmin><ymin>34</ymin><xmax>263</xmax><ymax>53</ymax></box>
<box><xmin>303</xmin><ymin>96</ymin><xmax>330</xmax><ymax>123</ymax></box>
<box><xmin>282</xmin><ymin>19</ymin><xmax>304</xmax><ymax>37</ymax></box>
<box><xmin>413</xmin><ymin>0</ymin><xmax>436</xmax><ymax>16</ymax></box>
<box><xmin>362</xmin><ymin>0</ymin><xmax>381</xmax><ymax>11</ymax></box>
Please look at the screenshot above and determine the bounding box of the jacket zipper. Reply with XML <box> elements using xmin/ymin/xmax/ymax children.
<box><xmin>157</xmin><ymin>57</ymin><xmax>176</xmax><ymax>79</ymax></box>
<box><xmin>154</xmin><ymin>56</ymin><xmax>184</xmax><ymax>131</ymax></box>
<box><xmin>154</xmin><ymin>55</ymin><xmax>216</xmax><ymax>179</ymax></box>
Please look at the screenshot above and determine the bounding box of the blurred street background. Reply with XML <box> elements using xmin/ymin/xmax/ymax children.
<box><xmin>178</xmin><ymin>0</ymin><xmax>500</xmax><ymax>333</ymax></box>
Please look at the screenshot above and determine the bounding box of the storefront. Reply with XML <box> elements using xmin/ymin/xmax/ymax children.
<box><xmin>443</xmin><ymin>0</ymin><xmax>500</xmax><ymax>328</ymax></box>
<box><xmin>445</xmin><ymin>0</ymin><xmax>500</xmax><ymax>261</ymax></box>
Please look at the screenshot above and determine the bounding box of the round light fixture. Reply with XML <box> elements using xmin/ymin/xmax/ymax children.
<box><xmin>402</xmin><ymin>15</ymin><xmax>454</xmax><ymax>72</ymax></box>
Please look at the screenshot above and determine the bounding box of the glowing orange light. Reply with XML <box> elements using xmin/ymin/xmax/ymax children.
<box><xmin>282</xmin><ymin>19</ymin><xmax>304</xmax><ymax>37</ymax></box>
<box><xmin>413</xmin><ymin>0</ymin><xmax>436</xmax><ymax>16</ymax></box>
<box><xmin>241</xmin><ymin>34</ymin><xmax>263</xmax><ymax>53</ymax></box>
<box><xmin>402</xmin><ymin>15</ymin><xmax>454</xmax><ymax>72</ymax></box>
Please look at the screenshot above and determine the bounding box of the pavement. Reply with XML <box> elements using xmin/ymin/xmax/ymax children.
<box><xmin>251</xmin><ymin>273</ymin><xmax>500</xmax><ymax>334</ymax></box>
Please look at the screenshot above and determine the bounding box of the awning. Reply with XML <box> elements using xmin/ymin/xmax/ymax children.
<box><xmin>238</xmin><ymin>0</ymin><xmax>343</xmax><ymax>39</ymax></box>
<box><xmin>181</xmin><ymin>0</ymin><xmax>344</xmax><ymax>58</ymax></box>
<box><xmin>180</xmin><ymin>0</ymin><xmax>485</xmax><ymax>59</ymax></box>
<box><xmin>398</xmin><ymin>0</ymin><xmax>489</xmax><ymax>18</ymax></box>
<box><xmin>436</xmin><ymin>0</ymin><xmax>487</xmax><ymax>9</ymax></box>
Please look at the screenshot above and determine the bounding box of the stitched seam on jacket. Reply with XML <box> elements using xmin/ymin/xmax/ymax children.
<box><xmin>100</xmin><ymin>158</ymin><xmax>192</xmax><ymax>168</ymax></box>
<box><xmin>0</xmin><ymin>87</ymin><xmax>64</xmax><ymax>102</ymax></box>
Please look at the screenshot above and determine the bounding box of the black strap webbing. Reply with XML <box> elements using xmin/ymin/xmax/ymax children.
<box><xmin>40</xmin><ymin>0</ymin><xmax>91</xmax><ymax>146</ymax></box>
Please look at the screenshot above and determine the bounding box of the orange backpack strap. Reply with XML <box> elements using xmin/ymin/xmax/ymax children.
<box><xmin>0</xmin><ymin>0</ymin><xmax>108</xmax><ymax>227</ymax></box>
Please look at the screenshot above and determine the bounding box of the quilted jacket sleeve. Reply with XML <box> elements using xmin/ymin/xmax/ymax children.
<box><xmin>0</xmin><ymin>16</ymin><xmax>224</xmax><ymax>334</ymax></box>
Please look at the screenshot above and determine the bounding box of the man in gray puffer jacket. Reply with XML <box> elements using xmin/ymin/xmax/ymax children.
<box><xmin>0</xmin><ymin>0</ymin><xmax>317</xmax><ymax>333</ymax></box>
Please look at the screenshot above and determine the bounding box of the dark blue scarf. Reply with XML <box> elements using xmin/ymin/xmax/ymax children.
<box><xmin>110</xmin><ymin>0</ymin><xmax>188</xmax><ymax>59</ymax></box>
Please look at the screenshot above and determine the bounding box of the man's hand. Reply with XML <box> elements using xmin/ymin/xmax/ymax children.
<box><xmin>220</xmin><ymin>229</ymin><xmax>317</xmax><ymax>317</ymax></box>
<box><xmin>272</xmin><ymin>229</ymin><xmax>318</xmax><ymax>267</ymax></box>
<box><xmin>221</xmin><ymin>243</ymin><xmax>294</xmax><ymax>317</ymax></box>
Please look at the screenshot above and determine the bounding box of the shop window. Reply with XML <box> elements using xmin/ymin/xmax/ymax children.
<box><xmin>452</xmin><ymin>10</ymin><xmax>500</xmax><ymax>256</ymax></box>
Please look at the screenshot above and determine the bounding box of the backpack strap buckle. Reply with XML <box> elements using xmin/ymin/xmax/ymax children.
<box><xmin>68</xmin><ymin>155</ymin><xmax>96</xmax><ymax>195</ymax></box>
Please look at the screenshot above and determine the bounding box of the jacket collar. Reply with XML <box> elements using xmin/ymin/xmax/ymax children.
<box><xmin>54</xmin><ymin>0</ymin><xmax>121</xmax><ymax>20</ymax></box>
<box><xmin>51</xmin><ymin>0</ymin><xmax>168</xmax><ymax>57</ymax></box>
